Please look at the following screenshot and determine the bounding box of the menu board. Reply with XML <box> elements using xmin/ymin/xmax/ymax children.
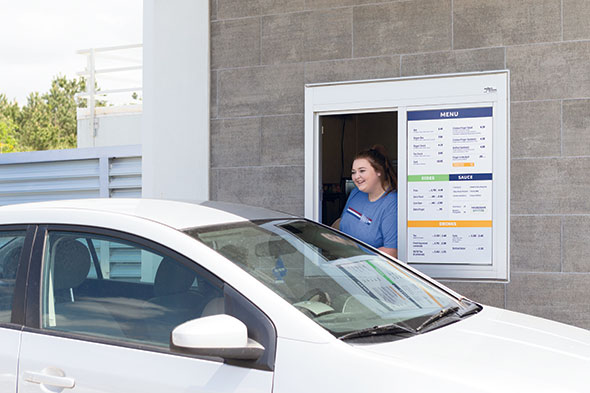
<box><xmin>407</xmin><ymin>107</ymin><xmax>493</xmax><ymax>265</ymax></box>
<box><xmin>317</xmin><ymin>256</ymin><xmax>442</xmax><ymax>317</ymax></box>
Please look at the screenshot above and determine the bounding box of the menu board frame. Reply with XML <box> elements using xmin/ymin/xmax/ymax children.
<box><xmin>406</xmin><ymin>106</ymin><xmax>494</xmax><ymax>266</ymax></box>
<box><xmin>402</xmin><ymin>93</ymin><xmax>509</xmax><ymax>281</ymax></box>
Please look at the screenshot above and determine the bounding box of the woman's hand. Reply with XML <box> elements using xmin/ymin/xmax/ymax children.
<box><xmin>378</xmin><ymin>247</ymin><xmax>397</xmax><ymax>258</ymax></box>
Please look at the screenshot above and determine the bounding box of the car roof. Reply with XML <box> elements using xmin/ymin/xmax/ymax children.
<box><xmin>0</xmin><ymin>198</ymin><xmax>295</xmax><ymax>230</ymax></box>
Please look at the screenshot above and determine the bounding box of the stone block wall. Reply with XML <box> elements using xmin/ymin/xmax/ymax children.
<box><xmin>210</xmin><ymin>0</ymin><xmax>590</xmax><ymax>329</ymax></box>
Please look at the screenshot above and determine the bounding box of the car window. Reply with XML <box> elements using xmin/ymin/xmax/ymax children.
<box><xmin>189</xmin><ymin>219</ymin><xmax>459</xmax><ymax>337</ymax></box>
<box><xmin>40</xmin><ymin>231</ymin><xmax>223</xmax><ymax>347</ymax></box>
<box><xmin>0</xmin><ymin>231</ymin><xmax>26</xmax><ymax>323</ymax></box>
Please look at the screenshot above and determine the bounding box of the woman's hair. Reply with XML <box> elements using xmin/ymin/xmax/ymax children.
<box><xmin>354</xmin><ymin>144</ymin><xmax>398</xmax><ymax>194</ymax></box>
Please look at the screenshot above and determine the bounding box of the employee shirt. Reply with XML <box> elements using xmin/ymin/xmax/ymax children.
<box><xmin>339</xmin><ymin>188</ymin><xmax>398</xmax><ymax>249</ymax></box>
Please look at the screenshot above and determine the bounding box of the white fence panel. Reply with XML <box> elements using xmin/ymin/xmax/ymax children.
<box><xmin>109</xmin><ymin>156</ymin><xmax>142</xmax><ymax>198</ymax></box>
<box><xmin>0</xmin><ymin>145</ymin><xmax>141</xmax><ymax>205</ymax></box>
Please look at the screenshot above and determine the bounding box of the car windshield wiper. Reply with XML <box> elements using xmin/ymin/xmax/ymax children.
<box><xmin>457</xmin><ymin>299</ymin><xmax>482</xmax><ymax>317</ymax></box>
<box><xmin>415</xmin><ymin>306</ymin><xmax>460</xmax><ymax>333</ymax></box>
<box><xmin>339</xmin><ymin>323</ymin><xmax>415</xmax><ymax>341</ymax></box>
<box><xmin>415</xmin><ymin>300</ymin><xmax>483</xmax><ymax>333</ymax></box>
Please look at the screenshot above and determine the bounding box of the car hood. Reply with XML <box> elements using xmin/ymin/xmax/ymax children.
<box><xmin>355</xmin><ymin>306</ymin><xmax>589</xmax><ymax>392</ymax></box>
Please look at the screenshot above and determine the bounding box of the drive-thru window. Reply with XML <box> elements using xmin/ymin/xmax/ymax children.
<box><xmin>305</xmin><ymin>71</ymin><xmax>509</xmax><ymax>281</ymax></box>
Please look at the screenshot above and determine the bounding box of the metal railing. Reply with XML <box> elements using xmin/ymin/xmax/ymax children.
<box><xmin>76</xmin><ymin>44</ymin><xmax>143</xmax><ymax>137</ymax></box>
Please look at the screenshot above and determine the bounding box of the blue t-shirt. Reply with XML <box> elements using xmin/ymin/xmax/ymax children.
<box><xmin>339</xmin><ymin>188</ymin><xmax>398</xmax><ymax>249</ymax></box>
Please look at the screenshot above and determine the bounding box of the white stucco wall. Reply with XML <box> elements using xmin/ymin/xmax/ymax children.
<box><xmin>141</xmin><ymin>0</ymin><xmax>209</xmax><ymax>201</ymax></box>
<box><xmin>77</xmin><ymin>106</ymin><xmax>143</xmax><ymax>148</ymax></box>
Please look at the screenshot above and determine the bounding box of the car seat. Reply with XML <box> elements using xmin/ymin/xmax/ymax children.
<box><xmin>51</xmin><ymin>238</ymin><xmax>124</xmax><ymax>338</ymax></box>
<box><xmin>142</xmin><ymin>257</ymin><xmax>219</xmax><ymax>345</ymax></box>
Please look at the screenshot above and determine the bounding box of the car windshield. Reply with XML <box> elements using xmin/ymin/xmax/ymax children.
<box><xmin>185</xmin><ymin>219</ymin><xmax>460</xmax><ymax>337</ymax></box>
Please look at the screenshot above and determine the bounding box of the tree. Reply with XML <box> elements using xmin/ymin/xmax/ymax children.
<box><xmin>0</xmin><ymin>94</ymin><xmax>19</xmax><ymax>153</ymax></box>
<box><xmin>0</xmin><ymin>94</ymin><xmax>20</xmax><ymax>123</ymax></box>
<box><xmin>0</xmin><ymin>75</ymin><xmax>91</xmax><ymax>151</ymax></box>
<box><xmin>17</xmin><ymin>92</ymin><xmax>62</xmax><ymax>151</ymax></box>
<box><xmin>0</xmin><ymin>117</ymin><xmax>18</xmax><ymax>153</ymax></box>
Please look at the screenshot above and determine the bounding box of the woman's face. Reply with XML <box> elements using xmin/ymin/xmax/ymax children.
<box><xmin>351</xmin><ymin>158</ymin><xmax>382</xmax><ymax>195</ymax></box>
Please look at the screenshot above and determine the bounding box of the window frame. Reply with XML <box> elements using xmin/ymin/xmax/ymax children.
<box><xmin>24</xmin><ymin>224</ymin><xmax>277</xmax><ymax>371</ymax></box>
<box><xmin>0</xmin><ymin>224</ymin><xmax>36</xmax><ymax>328</ymax></box>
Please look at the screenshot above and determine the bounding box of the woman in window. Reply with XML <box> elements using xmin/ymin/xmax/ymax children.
<box><xmin>333</xmin><ymin>145</ymin><xmax>398</xmax><ymax>258</ymax></box>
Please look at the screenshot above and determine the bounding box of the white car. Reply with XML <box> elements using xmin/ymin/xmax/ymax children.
<box><xmin>0</xmin><ymin>199</ymin><xmax>587</xmax><ymax>393</ymax></box>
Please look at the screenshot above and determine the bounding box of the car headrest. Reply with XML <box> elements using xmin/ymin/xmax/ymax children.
<box><xmin>53</xmin><ymin>239</ymin><xmax>91</xmax><ymax>290</ymax></box>
<box><xmin>153</xmin><ymin>257</ymin><xmax>196</xmax><ymax>297</ymax></box>
<box><xmin>1</xmin><ymin>245</ymin><xmax>22</xmax><ymax>279</ymax></box>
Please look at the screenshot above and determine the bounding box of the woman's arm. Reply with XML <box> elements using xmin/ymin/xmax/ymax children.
<box><xmin>331</xmin><ymin>218</ymin><xmax>341</xmax><ymax>230</ymax></box>
<box><xmin>378</xmin><ymin>247</ymin><xmax>397</xmax><ymax>258</ymax></box>
<box><xmin>379</xmin><ymin>193</ymin><xmax>398</xmax><ymax>259</ymax></box>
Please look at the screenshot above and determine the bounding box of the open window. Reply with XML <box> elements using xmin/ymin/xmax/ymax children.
<box><xmin>34</xmin><ymin>227</ymin><xmax>275</xmax><ymax>370</ymax></box>
<box><xmin>320</xmin><ymin>112</ymin><xmax>398</xmax><ymax>226</ymax></box>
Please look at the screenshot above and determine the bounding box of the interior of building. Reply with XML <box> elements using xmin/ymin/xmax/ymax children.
<box><xmin>320</xmin><ymin>111</ymin><xmax>398</xmax><ymax>225</ymax></box>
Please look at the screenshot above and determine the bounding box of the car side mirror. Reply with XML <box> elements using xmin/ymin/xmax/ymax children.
<box><xmin>170</xmin><ymin>314</ymin><xmax>264</xmax><ymax>361</ymax></box>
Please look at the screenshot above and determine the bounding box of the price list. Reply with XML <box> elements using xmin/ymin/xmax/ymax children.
<box><xmin>407</xmin><ymin>107</ymin><xmax>493</xmax><ymax>265</ymax></box>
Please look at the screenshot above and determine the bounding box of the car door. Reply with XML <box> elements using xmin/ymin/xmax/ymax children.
<box><xmin>18</xmin><ymin>226</ymin><xmax>275</xmax><ymax>393</ymax></box>
<box><xmin>0</xmin><ymin>226</ymin><xmax>33</xmax><ymax>393</ymax></box>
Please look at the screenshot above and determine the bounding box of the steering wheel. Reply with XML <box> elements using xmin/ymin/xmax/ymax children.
<box><xmin>300</xmin><ymin>288</ymin><xmax>332</xmax><ymax>306</ymax></box>
<box><xmin>294</xmin><ymin>289</ymin><xmax>335</xmax><ymax>317</ymax></box>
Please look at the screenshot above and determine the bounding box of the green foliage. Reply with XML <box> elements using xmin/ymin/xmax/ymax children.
<box><xmin>0</xmin><ymin>94</ymin><xmax>20</xmax><ymax>122</ymax></box>
<box><xmin>0</xmin><ymin>75</ymin><xmax>89</xmax><ymax>152</ymax></box>
<box><xmin>0</xmin><ymin>117</ymin><xmax>18</xmax><ymax>153</ymax></box>
<box><xmin>0</xmin><ymin>94</ymin><xmax>19</xmax><ymax>153</ymax></box>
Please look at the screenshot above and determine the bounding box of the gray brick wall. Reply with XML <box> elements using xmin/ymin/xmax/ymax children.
<box><xmin>210</xmin><ymin>0</ymin><xmax>590</xmax><ymax>329</ymax></box>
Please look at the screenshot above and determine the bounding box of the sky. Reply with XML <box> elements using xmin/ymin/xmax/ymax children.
<box><xmin>0</xmin><ymin>0</ymin><xmax>143</xmax><ymax>106</ymax></box>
